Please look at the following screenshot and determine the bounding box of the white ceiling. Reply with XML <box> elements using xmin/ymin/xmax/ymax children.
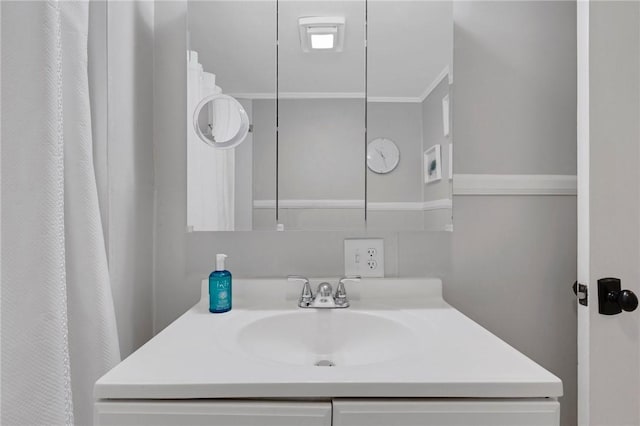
<box><xmin>188</xmin><ymin>1</ymin><xmax>452</xmax><ymax>99</ymax></box>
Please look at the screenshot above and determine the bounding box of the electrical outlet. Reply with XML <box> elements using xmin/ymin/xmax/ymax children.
<box><xmin>344</xmin><ymin>238</ymin><xmax>384</xmax><ymax>277</ymax></box>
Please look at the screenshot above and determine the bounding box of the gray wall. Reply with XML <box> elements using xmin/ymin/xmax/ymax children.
<box><xmin>367</xmin><ymin>103</ymin><xmax>423</xmax><ymax>202</ymax></box>
<box><xmin>279</xmin><ymin>99</ymin><xmax>365</xmax><ymax>200</ymax></box>
<box><xmin>453</xmin><ymin>1</ymin><xmax>576</xmax><ymax>175</ymax></box>
<box><xmin>253</xmin><ymin>99</ymin><xmax>425</xmax><ymax>203</ymax></box>
<box><xmin>421</xmin><ymin>77</ymin><xmax>453</xmax><ymax>231</ymax></box>
<box><xmin>153</xmin><ymin>2</ymin><xmax>576</xmax><ymax>425</ymax></box>
<box><xmin>366</xmin><ymin>99</ymin><xmax>453</xmax><ymax>232</ymax></box>
<box><xmin>235</xmin><ymin>99</ymin><xmax>254</xmax><ymax>231</ymax></box>
<box><xmin>450</xmin><ymin>2</ymin><xmax>577</xmax><ymax>425</ymax></box>
<box><xmin>251</xmin><ymin>99</ymin><xmax>277</xmax><ymax>201</ymax></box>
<box><xmin>252</xmin><ymin>99</ymin><xmax>426</xmax><ymax>230</ymax></box>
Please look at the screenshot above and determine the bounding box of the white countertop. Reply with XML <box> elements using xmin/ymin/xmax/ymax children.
<box><xmin>95</xmin><ymin>278</ymin><xmax>562</xmax><ymax>400</ymax></box>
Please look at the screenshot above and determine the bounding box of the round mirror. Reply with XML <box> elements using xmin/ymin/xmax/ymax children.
<box><xmin>193</xmin><ymin>94</ymin><xmax>250</xmax><ymax>149</ymax></box>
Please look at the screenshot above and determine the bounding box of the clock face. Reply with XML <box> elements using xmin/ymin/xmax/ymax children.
<box><xmin>367</xmin><ymin>138</ymin><xmax>400</xmax><ymax>174</ymax></box>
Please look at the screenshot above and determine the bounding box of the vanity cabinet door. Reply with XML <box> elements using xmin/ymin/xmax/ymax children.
<box><xmin>332</xmin><ymin>399</ymin><xmax>560</xmax><ymax>426</ymax></box>
<box><xmin>95</xmin><ymin>400</ymin><xmax>332</xmax><ymax>426</ymax></box>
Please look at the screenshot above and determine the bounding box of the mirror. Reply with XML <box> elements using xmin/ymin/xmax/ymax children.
<box><xmin>186</xmin><ymin>0</ymin><xmax>453</xmax><ymax>232</ymax></box>
<box><xmin>193</xmin><ymin>94</ymin><xmax>251</xmax><ymax>149</ymax></box>
<box><xmin>276</xmin><ymin>0</ymin><xmax>366</xmax><ymax>231</ymax></box>
<box><xmin>186</xmin><ymin>0</ymin><xmax>277</xmax><ymax>231</ymax></box>
<box><xmin>366</xmin><ymin>0</ymin><xmax>453</xmax><ymax>231</ymax></box>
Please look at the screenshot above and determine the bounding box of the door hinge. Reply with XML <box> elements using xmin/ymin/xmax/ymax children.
<box><xmin>573</xmin><ymin>281</ymin><xmax>588</xmax><ymax>306</ymax></box>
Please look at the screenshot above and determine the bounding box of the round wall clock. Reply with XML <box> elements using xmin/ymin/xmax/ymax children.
<box><xmin>367</xmin><ymin>138</ymin><xmax>400</xmax><ymax>174</ymax></box>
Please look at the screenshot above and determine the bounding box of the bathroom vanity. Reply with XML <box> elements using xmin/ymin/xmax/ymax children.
<box><xmin>94</xmin><ymin>278</ymin><xmax>562</xmax><ymax>425</ymax></box>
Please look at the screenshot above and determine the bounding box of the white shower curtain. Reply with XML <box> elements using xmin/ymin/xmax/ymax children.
<box><xmin>2</xmin><ymin>2</ymin><xmax>121</xmax><ymax>425</ymax></box>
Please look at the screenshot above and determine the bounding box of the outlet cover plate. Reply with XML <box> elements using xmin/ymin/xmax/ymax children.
<box><xmin>344</xmin><ymin>238</ymin><xmax>384</xmax><ymax>277</ymax></box>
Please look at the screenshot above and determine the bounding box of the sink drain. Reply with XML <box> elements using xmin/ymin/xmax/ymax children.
<box><xmin>314</xmin><ymin>359</ymin><xmax>335</xmax><ymax>367</ymax></box>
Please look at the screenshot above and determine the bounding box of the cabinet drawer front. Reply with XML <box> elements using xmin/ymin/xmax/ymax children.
<box><xmin>333</xmin><ymin>399</ymin><xmax>560</xmax><ymax>426</ymax></box>
<box><xmin>95</xmin><ymin>400</ymin><xmax>332</xmax><ymax>426</ymax></box>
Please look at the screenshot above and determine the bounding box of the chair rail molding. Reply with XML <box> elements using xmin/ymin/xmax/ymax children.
<box><xmin>253</xmin><ymin>199</ymin><xmax>452</xmax><ymax>211</ymax></box>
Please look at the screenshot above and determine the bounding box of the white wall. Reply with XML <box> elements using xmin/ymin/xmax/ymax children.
<box><xmin>102</xmin><ymin>1</ymin><xmax>155</xmax><ymax>358</ymax></box>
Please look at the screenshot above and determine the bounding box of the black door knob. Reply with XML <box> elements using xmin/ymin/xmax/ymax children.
<box><xmin>608</xmin><ymin>289</ymin><xmax>639</xmax><ymax>312</ymax></box>
<box><xmin>598</xmin><ymin>278</ymin><xmax>639</xmax><ymax>315</ymax></box>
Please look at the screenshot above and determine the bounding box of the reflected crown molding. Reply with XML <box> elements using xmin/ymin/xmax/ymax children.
<box><xmin>230</xmin><ymin>66</ymin><xmax>452</xmax><ymax>103</ymax></box>
<box><xmin>419</xmin><ymin>66</ymin><xmax>452</xmax><ymax>102</ymax></box>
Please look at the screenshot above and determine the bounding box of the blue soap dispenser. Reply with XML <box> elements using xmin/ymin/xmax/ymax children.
<box><xmin>209</xmin><ymin>254</ymin><xmax>232</xmax><ymax>313</ymax></box>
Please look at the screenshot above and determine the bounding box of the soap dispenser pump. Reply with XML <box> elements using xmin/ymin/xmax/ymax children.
<box><xmin>209</xmin><ymin>254</ymin><xmax>232</xmax><ymax>313</ymax></box>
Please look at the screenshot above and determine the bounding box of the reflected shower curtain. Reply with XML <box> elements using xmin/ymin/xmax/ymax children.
<box><xmin>187</xmin><ymin>50</ymin><xmax>235</xmax><ymax>231</ymax></box>
<box><xmin>2</xmin><ymin>2</ymin><xmax>121</xmax><ymax>425</ymax></box>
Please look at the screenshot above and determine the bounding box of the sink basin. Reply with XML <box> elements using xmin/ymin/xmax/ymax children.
<box><xmin>236</xmin><ymin>310</ymin><xmax>418</xmax><ymax>367</ymax></box>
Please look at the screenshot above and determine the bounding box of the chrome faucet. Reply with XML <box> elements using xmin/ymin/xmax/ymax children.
<box><xmin>288</xmin><ymin>276</ymin><xmax>360</xmax><ymax>309</ymax></box>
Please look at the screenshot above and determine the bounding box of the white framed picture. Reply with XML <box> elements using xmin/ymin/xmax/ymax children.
<box><xmin>442</xmin><ymin>94</ymin><xmax>450</xmax><ymax>137</ymax></box>
<box><xmin>448</xmin><ymin>143</ymin><xmax>453</xmax><ymax>180</ymax></box>
<box><xmin>424</xmin><ymin>144</ymin><xmax>442</xmax><ymax>184</ymax></box>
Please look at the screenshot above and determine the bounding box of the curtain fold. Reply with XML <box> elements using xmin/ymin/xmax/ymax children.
<box><xmin>2</xmin><ymin>1</ymin><xmax>121</xmax><ymax>425</ymax></box>
<box><xmin>61</xmin><ymin>2</ymin><xmax>121</xmax><ymax>425</ymax></box>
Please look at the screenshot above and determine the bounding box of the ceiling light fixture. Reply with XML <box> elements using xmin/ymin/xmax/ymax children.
<box><xmin>298</xmin><ymin>17</ymin><xmax>345</xmax><ymax>52</ymax></box>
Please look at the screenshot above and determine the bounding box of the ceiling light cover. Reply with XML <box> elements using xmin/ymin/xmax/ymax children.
<box><xmin>298</xmin><ymin>17</ymin><xmax>345</xmax><ymax>52</ymax></box>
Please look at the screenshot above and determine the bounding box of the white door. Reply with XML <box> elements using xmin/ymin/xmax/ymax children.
<box><xmin>577</xmin><ymin>1</ymin><xmax>640</xmax><ymax>425</ymax></box>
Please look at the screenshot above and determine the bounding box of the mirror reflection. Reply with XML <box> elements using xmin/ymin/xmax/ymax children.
<box><xmin>193</xmin><ymin>95</ymin><xmax>251</xmax><ymax>149</ymax></box>
<box><xmin>367</xmin><ymin>0</ymin><xmax>453</xmax><ymax>231</ymax></box>
<box><xmin>186</xmin><ymin>0</ymin><xmax>453</xmax><ymax>232</ymax></box>
<box><xmin>276</xmin><ymin>0</ymin><xmax>366</xmax><ymax>231</ymax></box>
<box><xmin>187</xmin><ymin>1</ymin><xmax>277</xmax><ymax>231</ymax></box>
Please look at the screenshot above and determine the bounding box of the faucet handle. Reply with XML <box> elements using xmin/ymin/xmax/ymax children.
<box><xmin>335</xmin><ymin>276</ymin><xmax>360</xmax><ymax>307</ymax></box>
<box><xmin>289</xmin><ymin>275</ymin><xmax>313</xmax><ymax>307</ymax></box>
